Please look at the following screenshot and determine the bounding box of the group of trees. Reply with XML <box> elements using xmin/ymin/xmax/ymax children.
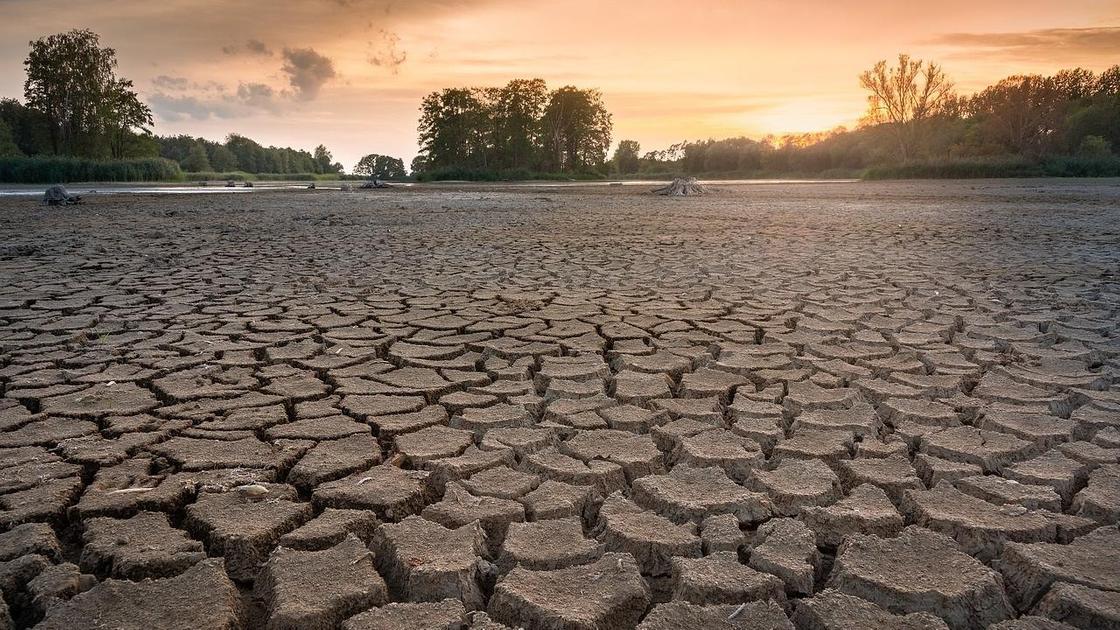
<box><xmin>1</xmin><ymin>29</ymin><xmax>153</xmax><ymax>160</ymax></box>
<box><xmin>3</xmin><ymin>29</ymin><xmax>410</xmax><ymax>180</ymax></box>
<box><xmin>619</xmin><ymin>57</ymin><xmax>1120</xmax><ymax>177</ymax></box>
<box><xmin>415</xmin><ymin>79</ymin><xmax>612</xmax><ymax>177</ymax></box>
<box><xmin>155</xmin><ymin>135</ymin><xmax>345</xmax><ymax>175</ymax></box>
<box><xmin>5</xmin><ymin>30</ymin><xmax>1119</xmax><ymax>182</ymax></box>
<box><xmin>354</xmin><ymin>153</ymin><xmax>406</xmax><ymax>179</ymax></box>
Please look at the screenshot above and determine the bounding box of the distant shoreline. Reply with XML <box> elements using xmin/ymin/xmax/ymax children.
<box><xmin>3</xmin><ymin>154</ymin><xmax>1119</xmax><ymax>185</ymax></box>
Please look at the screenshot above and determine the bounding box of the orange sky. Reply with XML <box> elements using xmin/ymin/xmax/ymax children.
<box><xmin>2</xmin><ymin>0</ymin><xmax>1118</xmax><ymax>170</ymax></box>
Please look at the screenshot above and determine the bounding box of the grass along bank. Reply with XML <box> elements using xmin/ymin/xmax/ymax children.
<box><xmin>862</xmin><ymin>155</ymin><xmax>1120</xmax><ymax>179</ymax></box>
<box><xmin>0</xmin><ymin>156</ymin><xmax>181</xmax><ymax>183</ymax></box>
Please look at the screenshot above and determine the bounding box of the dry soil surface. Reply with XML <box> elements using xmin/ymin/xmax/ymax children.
<box><xmin>0</xmin><ymin>180</ymin><xmax>1118</xmax><ymax>630</ymax></box>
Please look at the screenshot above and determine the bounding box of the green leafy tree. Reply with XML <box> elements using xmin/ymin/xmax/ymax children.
<box><xmin>1064</xmin><ymin>99</ymin><xmax>1120</xmax><ymax>153</ymax></box>
<box><xmin>313</xmin><ymin>144</ymin><xmax>343</xmax><ymax>174</ymax></box>
<box><xmin>418</xmin><ymin>88</ymin><xmax>492</xmax><ymax>169</ymax></box>
<box><xmin>0</xmin><ymin>120</ymin><xmax>22</xmax><ymax>157</ymax></box>
<box><xmin>1078</xmin><ymin>135</ymin><xmax>1112</xmax><ymax>157</ymax></box>
<box><xmin>226</xmin><ymin>134</ymin><xmax>266</xmax><ymax>172</ymax></box>
<box><xmin>116</xmin><ymin>130</ymin><xmax>159</xmax><ymax>158</ymax></box>
<box><xmin>611</xmin><ymin>139</ymin><xmax>640</xmax><ymax>174</ymax></box>
<box><xmin>157</xmin><ymin>135</ymin><xmax>198</xmax><ymax>164</ymax></box>
<box><xmin>491</xmin><ymin>79</ymin><xmax>548</xmax><ymax>170</ymax></box>
<box><xmin>208</xmin><ymin>144</ymin><xmax>239</xmax><ymax>171</ymax></box>
<box><xmin>540</xmin><ymin>86</ymin><xmax>612</xmax><ymax>172</ymax></box>
<box><xmin>968</xmin><ymin>75</ymin><xmax>1066</xmax><ymax>156</ymax></box>
<box><xmin>23</xmin><ymin>29</ymin><xmax>148</xmax><ymax>157</ymax></box>
<box><xmin>0</xmin><ymin>98</ymin><xmax>51</xmax><ymax>156</ymax></box>
<box><xmin>181</xmin><ymin>142</ymin><xmax>212</xmax><ymax>171</ymax></box>
<box><xmin>354</xmin><ymin>153</ymin><xmax>406</xmax><ymax>178</ymax></box>
<box><xmin>102</xmin><ymin>78</ymin><xmax>153</xmax><ymax>158</ymax></box>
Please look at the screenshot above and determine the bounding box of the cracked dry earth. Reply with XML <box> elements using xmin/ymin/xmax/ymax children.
<box><xmin>0</xmin><ymin>180</ymin><xmax>1118</xmax><ymax>630</ymax></box>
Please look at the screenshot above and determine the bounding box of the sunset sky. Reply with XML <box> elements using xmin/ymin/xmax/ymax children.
<box><xmin>2</xmin><ymin>0</ymin><xmax>1118</xmax><ymax>170</ymax></box>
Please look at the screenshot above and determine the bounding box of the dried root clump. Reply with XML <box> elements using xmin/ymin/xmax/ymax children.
<box><xmin>652</xmin><ymin>177</ymin><xmax>707</xmax><ymax>196</ymax></box>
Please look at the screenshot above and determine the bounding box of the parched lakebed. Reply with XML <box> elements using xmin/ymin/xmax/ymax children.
<box><xmin>0</xmin><ymin>179</ymin><xmax>1118</xmax><ymax>629</ymax></box>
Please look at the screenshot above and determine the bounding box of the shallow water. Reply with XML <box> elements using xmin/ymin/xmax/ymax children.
<box><xmin>0</xmin><ymin>178</ymin><xmax>857</xmax><ymax>196</ymax></box>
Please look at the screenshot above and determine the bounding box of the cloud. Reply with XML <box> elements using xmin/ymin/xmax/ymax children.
<box><xmin>148</xmin><ymin>93</ymin><xmax>242</xmax><ymax>121</ymax></box>
<box><xmin>236</xmin><ymin>82</ymin><xmax>283</xmax><ymax>111</ymax></box>
<box><xmin>930</xmin><ymin>26</ymin><xmax>1120</xmax><ymax>62</ymax></box>
<box><xmin>149</xmin><ymin>80</ymin><xmax>285</xmax><ymax>121</ymax></box>
<box><xmin>245</xmin><ymin>38</ymin><xmax>273</xmax><ymax>56</ymax></box>
<box><xmin>150</xmin><ymin>75</ymin><xmax>228</xmax><ymax>93</ymax></box>
<box><xmin>367</xmin><ymin>29</ymin><xmax>407</xmax><ymax>73</ymax></box>
<box><xmin>152</xmin><ymin>46</ymin><xmax>337</xmax><ymax>121</ymax></box>
<box><xmin>223</xmin><ymin>38</ymin><xmax>275</xmax><ymax>56</ymax></box>
<box><xmin>281</xmin><ymin>47</ymin><xmax>336</xmax><ymax>100</ymax></box>
<box><xmin>151</xmin><ymin>74</ymin><xmax>190</xmax><ymax>90</ymax></box>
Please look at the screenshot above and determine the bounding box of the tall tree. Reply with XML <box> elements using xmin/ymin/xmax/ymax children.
<box><xmin>540</xmin><ymin>86</ymin><xmax>612</xmax><ymax>172</ymax></box>
<box><xmin>181</xmin><ymin>142</ymin><xmax>212</xmax><ymax>171</ymax></box>
<box><xmin>859</xmin><ymin>54</ymin><xmax>954</xmax><ymax>160</ymax></box>
<box><xmin>23</xmin><ymin>29</ymin><xmax>149</xmax><ymax>156</ymax></box>
<box><xmin>1096</xmin><ymin>66</ymin><xmax>1120</xmax><ymax>97</ymax></box>
<box><xmin>491</xmin><ymin>79</ymin><xmax>548</xmax><ymax>170</ymax></box>
<box><xmin>227</xmin><ymin>134</ymin><xmax>266</xmax><ymax>172</ymax></box>
<box><xmin>313</xmin><ymin>144</ymin><xmax>342</xmax><ymax>174</ymax></box>
<box><xmin>0</xmin><ymin>120</ymin><xmax>22</xmax><ymax>157</ymax></box>
<box><xmin>1053</xmin><ymin>68</ymin><xmax>1096</xmax><ymax>101</ymax></box>
<box><xmin>968</xmin><ymin>75</ymin><xmax>1066</xmax><ymax>156</ymax></box>
<box><xmin>417</xmin><ymin>88</ymin><xmax>491</xmax><ymax>170</ymax></box>
<box><xmin>0</xmin><ymin>98</ymin><xmax>51</xmax><ymax>156</ymax></box>
<box><xmin>612</xmin><ymin>140</ymin><xmax>641</xmax><ymax>174</ymax></box>
<box><xmin>101</xmin><ymin>79</ymin><xmax>153</xmax><ymax>158</ymax></box>
<box><xmin>208</xmin><ymin>144</ymin><xmax>239</xmax><ymax>172</ymax></box>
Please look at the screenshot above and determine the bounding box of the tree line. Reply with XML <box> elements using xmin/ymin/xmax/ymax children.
<box><xmin>3</xmin><ymin>31</ymin><xmax>1118</xmax><ymax>182</ymax></box>
<box><xmin>413</xmin><ymin>79</ymin><xmax>612</xmax><ymax>179</ymax></box>
<box><xmin>1</xmin><ymin>29</ymin><xmax>407</xmax><ymax>182</ymax></box>
<box><xmin>154</xmin><ymin>134</ymin><xmax>345</xmax><ymax>175</ymax></box>
<box><xmin>611</xmin><ymin>56</ymin><xmax>1120</xmax><ymax>178</ymax></box>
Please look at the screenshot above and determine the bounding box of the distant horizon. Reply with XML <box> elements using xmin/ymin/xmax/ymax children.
<box><xmin>2</xmin><ymin>0</ymin><xmax>1118</xmax><ymax>169</ymax></box>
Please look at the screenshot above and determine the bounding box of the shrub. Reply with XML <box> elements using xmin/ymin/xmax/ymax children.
<box><xmin>182</xmin><ymin>171</ymin><xmax>252</xmax><ymax>181</ymax></box>
<box><xmin>861</xmin><ymin>158</ymin><xmax>1045</xmax><ymax>179</ymax></box>
<box><xmin>862</xmin><ymin>155</ymin><xmax>1120</xmax><ymax>179</ymax></box>
<box><xmin>415</xmin><ymin>167</ymin><xmax>608</xmax><ymax>182</ymax></box>
<box><xmin>1041</xmin><ymin>155</ymin><xmax>1120</xmax><ymax>177</ymax></box>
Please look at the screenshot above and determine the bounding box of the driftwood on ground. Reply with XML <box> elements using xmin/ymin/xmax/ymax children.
<box><xmin>652</xmin><ymin>177</ymin><xmax>707</xmax><ymax>196</ymax></box>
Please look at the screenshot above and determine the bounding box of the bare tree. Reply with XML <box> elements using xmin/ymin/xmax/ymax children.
<box><xmin>859</xmin><ymin>54</ymin><xmax>954</xmax><ymax>160</ymax></box>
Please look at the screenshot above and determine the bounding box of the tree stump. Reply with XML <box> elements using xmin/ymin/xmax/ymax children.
<box><xmin>652</xmin><ymin>178</ymin><xmax>707</xmax><ymax>196</ymax></box>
